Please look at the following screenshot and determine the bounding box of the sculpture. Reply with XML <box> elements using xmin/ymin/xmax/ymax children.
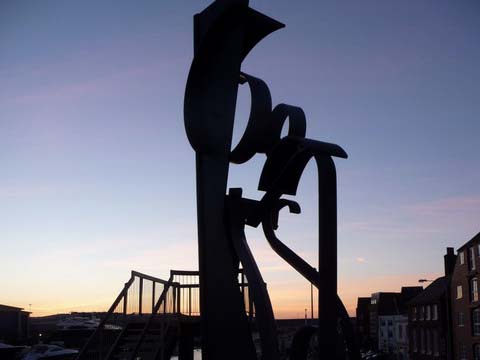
<box><xmin>184</xmin><ymin>1</ymin><xmax>359</xmax><ymax>359</ymax></box>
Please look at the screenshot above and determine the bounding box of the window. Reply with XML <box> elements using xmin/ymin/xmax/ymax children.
<box><xmin>459</xmin><ymin>343</ymin><xmax>468</xmax><ymax>360</ymax></box>
<box><xmin>458</xmin><ymin>285</ymin><xmax>464</xmax><ymax>299</ymax></box>
<box><xmin>473</xmin><ymin>278</ymin><xmax>479</xmax><ymax>302</ymax></box>
<box><xmin>473</xmin><ymin>309</ymin><xmax>480</xmax><ymax>335</ymax></box>
<box><xmin>388</xmin><ymin>330</ymin><xmax>393</xmax><ymax>338</ymax></box>
<box><xmin>421</xmin><ymin>329</ymin><xmax>425</xmax><ymax>354</ymax></box>
<box><xmin>460</xmin><ymin>251</ymin><xmax>465</xmax><ymax>265</ymax></box>
<box><xmin>381</xmin><ymin>319</ymin><xmax>386</xmax><ymax>326</ymax></box>
<box><xmin>433</xmin><ymin>329</ymin><xmax>439</xmax><ymax>356</ymax></box>
<box><xmin>478</xmin><ymin>244</ymin><xmax>480</xmax><ymax>257</ymax></box>
<box><xmin>426</xmin><ymin>329</ymin><xmax>432</xmax><ymax>354</ymax></box>
<box><xmin>412</xmin><ymin>328</ymin><xmax>417</xmax><ymax>352</ymax></box>
<box><xmin>471</xmin><ymin>247</ymin><xmax>477</xmax><ymax>270</ymax></box>
<box><xmin>420</xmin><ymin>306</ymin><xmax>425</xmax><ymax>320</ymax></box>
<box><xmin>412</xmin><ymin>306</ymin><xmax>417</xmax><ymax>321</ymax></box>
<box><xmin>433</xmin><ymin>304</ymin><xmax>439</xmax><ymax>320</ymax></box>
<box><xmin>388</xmin><ymin>319</ymin><xmax>393</xmax><ymax>326</ymax></box>
<box><xmin>474</xmin><ymin>344</ymin><xmax>480</xmax><ymax>360</ymax></box>
<box><xmin>426</xmin><ymin>305</ymin><xmax>431</xmax><ymax>320</ymax></box>
<box><xmin>458</xmin><ymin>312</ymin><xmax>465</xmax><ymax>327</ymax></box>
<box><xmin>398</xmin><ymin>324</ymin><xmax>403</xmax><ymax>339</ymax></box>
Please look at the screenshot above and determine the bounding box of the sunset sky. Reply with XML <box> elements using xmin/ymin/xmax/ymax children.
<box><xmin>1</xmin><ymin>0</ymin><xmax>479</xmax><ymax>318</ymax></box>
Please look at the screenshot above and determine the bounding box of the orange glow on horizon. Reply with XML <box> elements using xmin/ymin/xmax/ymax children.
<box><xmin>19</xmin><ymin>272</ymin><xmax>440</xmax><ymax>318</ymax></box>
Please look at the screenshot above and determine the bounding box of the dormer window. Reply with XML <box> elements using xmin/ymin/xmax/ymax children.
<box><xmin>460</xmin><ymin>251</ymin><xmax>465</xmax><ymax>265</ymax></box>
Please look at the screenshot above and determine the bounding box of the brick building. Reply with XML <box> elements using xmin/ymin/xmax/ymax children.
<box><xmin>451</xmin><ymin>232</ymin><xmax>480</xmax><ymax>360</ymax></box>
<box><xmin>356</xmin><ymin>297</ymin><xmax>371</xmax><ymax>349</ymax></box>
<box><xmin>408</xmin><ymin>247</ymin><xmax>456</xmax><ymax>359</ymax></box>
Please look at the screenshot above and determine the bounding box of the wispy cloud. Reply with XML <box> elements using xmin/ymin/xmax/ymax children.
<box><xmin>343</xmin><ymin>194</ymin><xmax>480</xmax><ymax>238</ymax></box>
<box><xmin>408</xmin><ymin>195</ymin><xmax>480</xmax><ymax>216</ymax></box>
<box><xmin>0</xmin><ymin>184</ymin><xmax>74</xmax><ymax>199</ymax></box>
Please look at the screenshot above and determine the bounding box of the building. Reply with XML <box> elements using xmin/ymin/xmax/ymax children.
<box><xmin>370</xmin><ymin>287</ymin><xmax>423</xmax><ymax>358</ymax></box>
<box><xmin>451</xmin><ymin>232</ymin><xmax>480</xmax><ymax>360</ymax></box>
<box><xmin>408</xmin><ymin>247</ymin><xmax>456</xmax><ymax>360</ymax></box>
<box><xmin>356</xmin><ymin>297</ymin><xmax>371</xmax><ymax>349</ymax></box>
<box><xmin>370</xmin><ymin>292</ymin><xmax>397</xmax><ymax>350</ymax></box>
<box><xmin>0</xmin><ymin>304</ymin><xmax>31</xmax><ymax>344</ymax></box>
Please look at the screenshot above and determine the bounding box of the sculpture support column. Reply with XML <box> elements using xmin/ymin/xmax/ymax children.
<box><xmin>184</xmin><ymin>2</ymin><xmax>284</xmax><ymax>358</ymax></box>
<box><xmin>317</xmin><ymin>156</ymin><xmax>338</xmax><ymax>358</ymax></box>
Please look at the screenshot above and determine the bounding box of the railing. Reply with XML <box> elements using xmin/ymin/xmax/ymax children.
<box><xmin>170</xmin><ymin>269</ymin><xmax>254</xmax><ymax>318</ymax></box>
<box><xmin>77</xmin><ymin>271</ymin><xmax>171</xmax><ymax>360</ymax></box>
<box><xmin>77</xmin><ymin>269</ymin><xmax>255</xmax><ymax>360</ymax></box>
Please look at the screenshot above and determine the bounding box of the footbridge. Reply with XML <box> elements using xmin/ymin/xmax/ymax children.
<box><xmin>77</xmin><ymin>269</ymin><xmax>255</xmax><ymax>360</ymax></box>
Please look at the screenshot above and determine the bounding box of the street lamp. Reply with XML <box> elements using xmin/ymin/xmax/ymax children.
<box><xmin>418</xmin><ymin>279</ymin><xmax>434</xmax><ymax>283</ymax></box>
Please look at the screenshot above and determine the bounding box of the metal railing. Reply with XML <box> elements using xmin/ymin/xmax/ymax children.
<box><xmin>170</xmin><ymin>269</ymin><xmax>254</xmax><ymax>318</ymax></box>
<box><xmin>77</xmin><ymin>271</ymin><xmax>171</xmax><ymax>360</ymax></box>
<box><xmin>77</xmin><ymin>269</ymin><xmax>254</xmax><ymax>360</ymax></box>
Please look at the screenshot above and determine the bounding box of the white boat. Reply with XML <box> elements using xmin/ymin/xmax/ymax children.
<box><xmin>23</xmin><ymin>344</ymin><xmax>77</xmax><ymax>360</ymax></box>
<box><xmin>56</xmin><ymin>315</ymin><xmax>100</xmax><ymax>330</ymax></box>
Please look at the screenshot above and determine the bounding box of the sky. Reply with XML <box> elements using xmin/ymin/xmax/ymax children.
<box><xmin>1</xmin><ymin>0</ymin><xmax>479</xmax><ymax>318</ymax></box>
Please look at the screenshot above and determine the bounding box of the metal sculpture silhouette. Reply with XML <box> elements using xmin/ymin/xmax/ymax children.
<box><xmin>184</xmin><ymin>1</ymin><xmax>359</xmax><ymax>359</ymax></box>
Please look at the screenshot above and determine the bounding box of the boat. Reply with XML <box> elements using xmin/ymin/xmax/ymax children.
<box><xmin>23</xmin><ymin>344</ymin><xmax>77</xmax><ymax>360</ymax></box>
<box><xmin>56</xmin><ymin>315</ymin><xmax>100</xmax><ymax>331</ymax></box>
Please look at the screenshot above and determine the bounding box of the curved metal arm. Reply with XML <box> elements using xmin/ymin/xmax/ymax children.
<box><xmin>262</xmin><ymin>201</ymin><xmax>360</xmax><ymax>360</ymax></box>
<box><xmin>228</xmin><ymin>189</ymin><xmax>280</xmax><ymax>360</ymax></box>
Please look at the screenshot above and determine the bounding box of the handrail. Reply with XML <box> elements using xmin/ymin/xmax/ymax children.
<box><xmin>170</xmin><ymin>269</ymin><xmax>245</xmax><ymax>276</ymax></box>
<box><xmin>170</xmin><ymin>269</ymin><xmax>199</xmax><ymax>276</ymax></box>
<box><xmin>76</xmin><ymin>269</ymin><xmax>255</xmax><ymax>360</ymax></box>
<box><xmin>131</xmin><ymin>270</ymin><xmax>170</xmax><ymax>284</ymax></box>
<box><xmin>76</xmin><ymin>270</ymin><xmax>172</xmax><ymax>360</ymax></box>
<box><xmin>129</xmin><ymin>275</ymin><xmax>176</xmax><ymax>360</ymax></box>
<box><xmin>76</xmin><ymin>273</ymin><xmax>135</xmax><ymax>360</ymax></box>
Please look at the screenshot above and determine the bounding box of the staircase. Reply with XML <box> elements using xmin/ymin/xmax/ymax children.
<box><xmin>76</xmin><ymin>271</ymin><xmax>181</xmax><ymax>360</ymax></box>
<box><xmin>105</xmin><ymin>317</ymin><xmax>178</xmax><ymax>360</ymax></box>
<box><xmin>76</xmin><ymin>270</ymin><xmax>250</xmax><ymax>360</ymax></box>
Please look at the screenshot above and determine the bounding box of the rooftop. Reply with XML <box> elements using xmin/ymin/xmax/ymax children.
<box><xmin>457</xmin><ymin>232</ymin><xmax>480</xmax><ymax>252</ymax></box>
<box><xmin>0</xmin><ymin>304</ymin><xmax>26</xmax><ymax>312</ymax></box>
<box><xmin>408</xmin><ymin>277</ymin><xmax>448</xmax><ymax>305</ymax></box>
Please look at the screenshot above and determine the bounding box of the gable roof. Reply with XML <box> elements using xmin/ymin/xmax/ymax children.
<box><xmin>457</xmin><ymin>232</ymin><xmax>480</xmax><ymax>252</ymax></box>
<box><xmin>408</xmin><ymin>277</ymin><xmax>448</xmax><ymax>305</ymax></box>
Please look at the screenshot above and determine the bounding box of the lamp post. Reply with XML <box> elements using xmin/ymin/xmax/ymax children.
<box><xmin>310</xmin><ymin>281</ymin><xmax>314</xmax><ymax>323</ymax></box>
<box><xmin>418</xmin><ymin>279</ymin><xmax>434</xmax><ymax>283</ymax></box>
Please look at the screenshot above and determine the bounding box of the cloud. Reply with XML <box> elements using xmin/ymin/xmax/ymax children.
<box><xmin>342</xmin><ymin>194</ymin><xmax>480</xmax><ymax>240</ymax></box>
<box><xmin>0</xmin><ymin>185</ymin><xmax>70</xmax><ymax>199</ymax></box>
<box><xmin>356</xmin><ymin>257</ymin><xmax>366</xmax><ymax>263</ymax></box>
<box><xmin>408</xmin><ymin>195</ymin><xmax>480</xmax><ymax>216</ymax></box>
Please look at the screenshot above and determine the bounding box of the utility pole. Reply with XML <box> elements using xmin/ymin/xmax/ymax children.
<box><xmin>311</xmin><ymin>281</ymin><xmax>314</xmax><ymax>324</ymax></box>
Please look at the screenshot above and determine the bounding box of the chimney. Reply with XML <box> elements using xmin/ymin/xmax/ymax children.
<box><xmin>444</xmin><ymin>247</ymin><xmax>456</xmax><ymax>277</ymax></box>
